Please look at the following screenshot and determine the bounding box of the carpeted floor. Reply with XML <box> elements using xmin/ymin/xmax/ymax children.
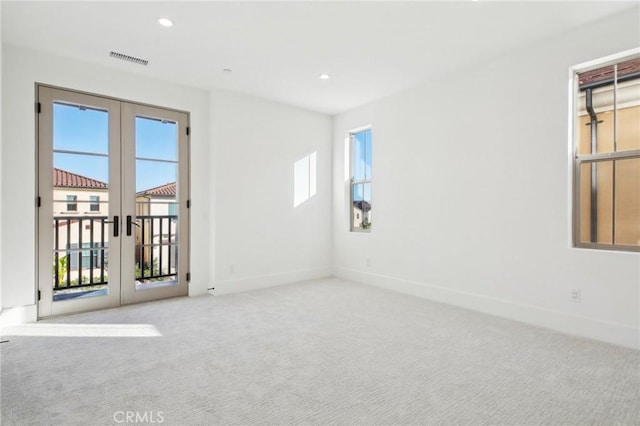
<box><xmin>1</xmin><ymin>278</ymin><xmax>639</xmax><ymax>425</ymax></box>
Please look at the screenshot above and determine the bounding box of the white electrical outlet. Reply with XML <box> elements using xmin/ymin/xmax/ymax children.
<box><xmin>365</xmin><ymin>257</ymin><xmax>372</xmax><ymax>267</ymax></box>
<box><xmin>229</xmin><ymin>264</ymin><xmax>235</xmax><ymax>273</ymax></box>
<box><xmin>570</xmin><ymin>288</ymin><xmax>581</xmax><ymax>303</ymax></box>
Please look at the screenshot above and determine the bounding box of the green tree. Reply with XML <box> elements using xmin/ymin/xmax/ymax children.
<box><xmin>53</xmin><ymin>256</ymin><xmax>68</xmax><ymax>287</ymax></box>
<box><xmin>362</xmin><ymin>217</ymin><xmax>371</xmax><ymax>230</ymax></box>
<box><xmin>135</xmin><ymin>258</ymin><xmax>161</xmax><ymax>282</ymax></box>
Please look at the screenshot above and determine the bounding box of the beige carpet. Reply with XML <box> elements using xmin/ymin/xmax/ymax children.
<box><xmin>1</xmin><ymin>278</ymin><xmax>639</xmax><ymax>425</ymax></box>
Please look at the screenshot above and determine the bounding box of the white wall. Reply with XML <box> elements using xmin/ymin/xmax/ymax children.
<box><xmin>211</xmin><ymin>90</ymin><xmax>332</xmax><ymax>294</ymax></box>
<box><xmin>0</xmin><ymin>3</ymin><xmax>3</xmax><ymax>315</ymax></box>
<box><xmin>1</xmin><ymin>45</ymin><xmax>210</xmax><ymax>317</ymax></box>
<box><xmin>332</xmin><ymin>9</ymin><xmax>640</xmax><ymax>349</ymax></box>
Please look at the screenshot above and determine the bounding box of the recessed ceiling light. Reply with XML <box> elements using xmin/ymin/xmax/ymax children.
<box><xmin>319</xmin><ymin>74</ymin><xmax>330</xmax><ymax>80</ymax></box>
<box><xmin>158</xmin><ymin>17</ymin><xmax>173</xmax><ymax>27</ymax></box>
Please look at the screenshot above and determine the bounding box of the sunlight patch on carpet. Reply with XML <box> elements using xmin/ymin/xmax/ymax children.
<box><xmin>1</xmin><ymin>323</ymin><xmax>162</xmax><ymax>337</ymax></box>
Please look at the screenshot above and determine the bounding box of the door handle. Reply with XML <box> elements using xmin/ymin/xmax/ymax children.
<box><xmin>126</xmin><ymin>215</ymin><xmax>140</xmax><ymax>236</ymax></box>
<box><xmin>103</xmin><ymin>216</ymin><xmax>119</xmax><ymax>237</ymax></box>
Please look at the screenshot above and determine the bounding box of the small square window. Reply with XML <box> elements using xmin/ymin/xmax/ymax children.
<box><xmin>168</xmin><ymin>202</ymin><xmax>178</xmax><ymax>216</ymax></box>
<box><xmin>66</xmin><ymin>195</ymin><xmax>77</xmax><ymax>212</ymax></box>
<box><xmin>90</xmin><ymin>196</ymin><xmax>100</xmax><ymax>212</ymax></box>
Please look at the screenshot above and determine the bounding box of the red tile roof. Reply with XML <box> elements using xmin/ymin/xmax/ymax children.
<box><xmin>579</xmin><ymin>57</ymin><xmax>640</xmax><ymax>88</ymax></box>
<box><xmin>353</xmin><ymin>200</ymin><xmax>371</xmax><ymax>212</ymax></box>
<box><xmin>53</xmin><ymin>168</ymin><xmax>108</xmax><ymax>189</ymax></box>
<box><xmin>53</xmin><ymin>169</ymin><xmax>176</xmax><ymax>197</ymax></box>
<box><xmin>137</xmin><ymin>182</ymin><xmax>176</xmax><ymax>197</ymax></box>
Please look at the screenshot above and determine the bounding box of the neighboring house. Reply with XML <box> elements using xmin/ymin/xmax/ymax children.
<box><xmin>53</xmin><ymin>167</ymin><xmax>109</xmax><ymax>216</ymax></box>
<box><xmin>136</xmin><ymin>182</ymin><xmax>178</xmax><ymax>217</ymax></box>
<box><xmin>353</xmin><ymin>200</ymin><xmax>372</xmax><ymax>229</ymax></box>
<box><xmin>135</xmin><ymin>182</ymin><xmax>178</xmax><ymax>279</ymax></box>
<box><xmin>52</xmin><ymin>172</ymin><xmax>179</xmax><ymax>286</ymax></box>
<box><xmin>53</xmin><ymin>168</ymin><xmax>109</xmax><ymax>284</ymax></box>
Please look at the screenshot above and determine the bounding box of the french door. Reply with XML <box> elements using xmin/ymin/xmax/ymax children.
<box><xmin>37</xmin><ymin>86</ymin><xmax>189</xmax><ymax>318</ymax></box>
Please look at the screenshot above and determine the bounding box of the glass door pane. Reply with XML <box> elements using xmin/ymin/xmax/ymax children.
<box><xmin>134</xmin><ymin>117</ymin><xmax>179</xmax><ymax>289</ymax></box>
<box><xmin>38</xmin><ymin>87</ymin><xmax>122</xmax><ymax>318</ymax></box>
<box><xmin>121</xmin><ymin>103</ymin><xmax>189</xmax><ymax>305</ymax></box>
<box><xmin>52</xmin><ymin>104</ymin><xmax>110</xmax><ymax>300</ymax></box>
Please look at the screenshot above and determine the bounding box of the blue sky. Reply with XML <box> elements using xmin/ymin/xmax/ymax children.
<box><xmin>352</xmin><ymin>129</ymin><xmax>372</xmax><ymax>202</ymax></box>
<box><xmin>53</xmin><ymin>104</ymin><xmax>177</xmax><ymax>192</ymax></box>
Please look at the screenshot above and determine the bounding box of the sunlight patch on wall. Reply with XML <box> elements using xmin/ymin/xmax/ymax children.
<box><xmin>294</xmin><ymin>152</ymin><xmax>317</xmax><ymax>207</ymax></box>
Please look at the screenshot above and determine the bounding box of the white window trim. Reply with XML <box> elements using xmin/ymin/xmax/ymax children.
<box><xmin>349</xmin><ymin>126</ymin><xmax>372</xmax><ymax>233</ymax></box>
<box><xmin>568</xmin><ymin>47</ymin><xmax>640</xmax><ymax>253</ymax></box>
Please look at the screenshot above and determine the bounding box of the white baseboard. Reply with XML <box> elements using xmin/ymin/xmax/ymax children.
<box><xmin>334</xmin><ymin>266</ymin><xmax>639</xmax><ymax>350</ymax></box>
<box><xmin>0</xmin><ymin>304</ymin><xmax>38</xmax><ymax>329</ymax></box>
<box><xmin>213</xmin><ymin>266</ymin><xmax>333</xmax><ymax>296</ymax></box>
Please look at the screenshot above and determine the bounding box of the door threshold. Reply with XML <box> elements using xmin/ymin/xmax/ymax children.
<box><xmin>53</xmin><ymin>288</ymin><xmax>108</xmax><ymax>301</ymax></box>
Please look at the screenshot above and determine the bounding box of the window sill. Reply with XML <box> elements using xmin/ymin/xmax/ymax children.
<box><xmin>573</xmin><ymin>243</ymin><xmax>640</xmax><ymax>253</ymax></box>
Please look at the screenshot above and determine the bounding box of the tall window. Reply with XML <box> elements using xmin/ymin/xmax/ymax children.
<box><xmin>66</xmin><ymin>195</ymin><xmax>77</xmax><ymax>212</ymax></box>
<box><xmin>89</xmin><ymin>195</ymin><xmax>100</xmax><ymax>212</ymax></box>
<box><xmin>350</xmin><ymin>128</ymin><xmax>372</xmax><ymax>232</ymax></box>
<box><xmin>573</xmin><ymin>54</ymin><xmax>640</xmax><ymax>251</ymax></box>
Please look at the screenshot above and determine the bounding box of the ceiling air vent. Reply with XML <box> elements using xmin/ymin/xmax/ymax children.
<box><xmin>109</xmin><ymin>51</ymin><xmax>149</xmax><ymax>66</ymax></box>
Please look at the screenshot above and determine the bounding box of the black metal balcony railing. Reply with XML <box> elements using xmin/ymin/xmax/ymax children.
<box><xmin>136</xmin><ymin>215</ymin><xmax>178</xmax><ymax>283</ymax></box>
<box><xmin>53</xmin><ymin>215</ymin><xmax>178</xmax><ymax>292</ymax></box>
<box><xmin>53</xmin><ymin>216</ymin><xmax>109</xmax><ymax>291</ymax></box>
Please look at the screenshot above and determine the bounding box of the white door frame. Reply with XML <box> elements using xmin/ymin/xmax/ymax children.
<box><xmin>37</xmin><ymin>85</ymin><xmax>190</xmax><ymax>318</ymax></box>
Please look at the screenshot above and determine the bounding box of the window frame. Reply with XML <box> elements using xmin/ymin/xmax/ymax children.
<box><xmin>89</xmin><ymin>195</ymin><xmax>100</xmax><ymax>212</ymax></box>
<box><xmin>168</xmin><ymin>202</ymin><xmax>178</xmax><ymax>216</ymax></box>
<box><xmin>570</xmin><ymin>48</ymin><xmax>640</xmax><ymax>252</ymax></box>
<box><xmin>66</xmin><ymin>194</ymin><xmax>77</xmax><ymax>212</ymax></box>
<box><xmin>349</xmin><ymin>127</ymin><xmax>372</xmax><ymax>233</ymax></box>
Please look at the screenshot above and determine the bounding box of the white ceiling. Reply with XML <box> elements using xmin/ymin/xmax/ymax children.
<box><xmin>1</xmin><ymin>1</ymin><xmax>636</xmax><ymax>115</ymax></box>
